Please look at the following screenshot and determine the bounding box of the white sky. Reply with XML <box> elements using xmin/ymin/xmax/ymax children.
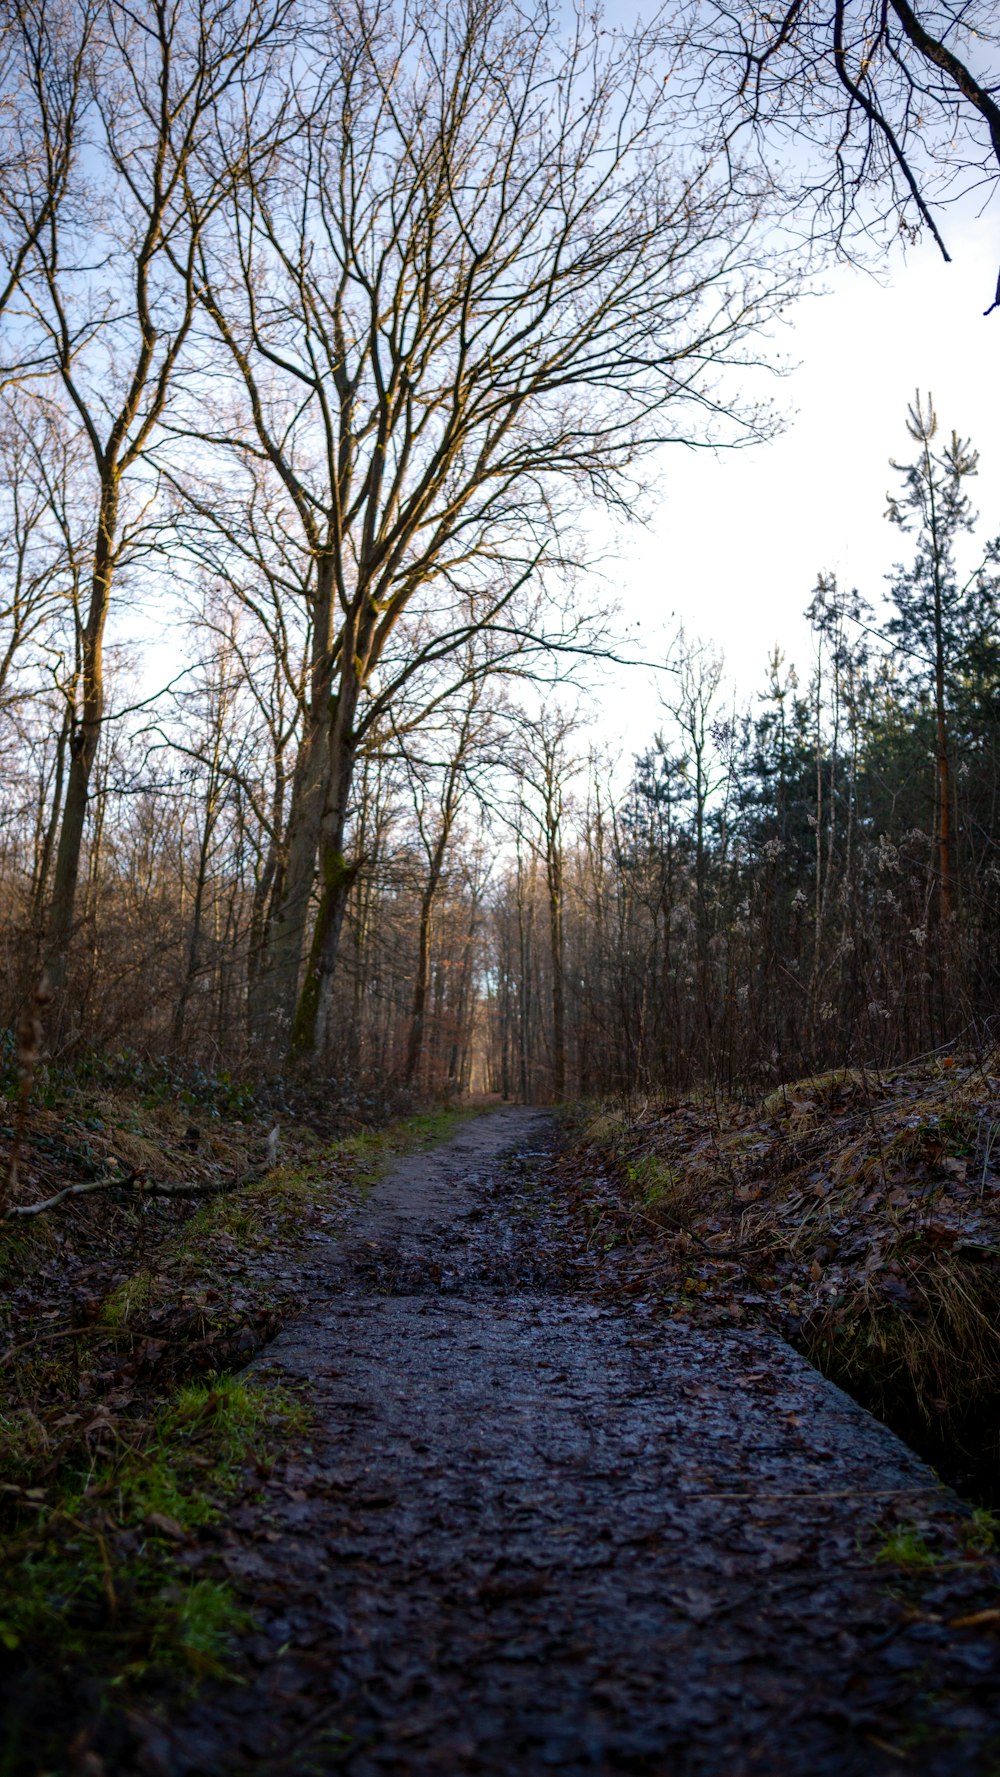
<box><xmin>585</xmin><ymin>205</ymin><xmax>1000</xmax><ymax>758</ymax></box>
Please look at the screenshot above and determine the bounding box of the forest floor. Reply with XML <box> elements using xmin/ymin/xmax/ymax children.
<box><xmin>0</xmin><ymin>1062</ymin><xmax>460</xmax><ymax>1773</ymax></box>
<box><xmin>574</xmin><ymin>1058</ymin><xmax>1000</xmax><ymax>1503</ymax></box>
<box><xmin>53</xmin><ymin>1103</ymin><xmax>1000</xmax><ymax>1777</ymax></box>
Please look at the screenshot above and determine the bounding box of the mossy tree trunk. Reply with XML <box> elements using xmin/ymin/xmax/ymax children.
<box><xmin>289</xmin><ymin>656</ymin><xmax>363</xmax><ymax>1063</ymax></box>
<box><xmin>248</xmin><ymin>558</ymin><xmax>337</xmax><ymax>1053</ymax></box>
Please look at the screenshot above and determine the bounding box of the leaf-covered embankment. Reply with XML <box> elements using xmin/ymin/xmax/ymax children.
<box><xmin>568</xmin><ymin>1059</ymin><xmax>1000</xmax><ymax>1501</ymax></box>
<box><xmin>0</xmin><ymin>1049</ymin><xmax>467</xmax><ymax>1769</ymax></box>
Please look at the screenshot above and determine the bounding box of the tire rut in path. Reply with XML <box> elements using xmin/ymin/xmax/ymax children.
<box><xmin>135</xmin><ymin>1107</ymin><xmax>1000</xmax><ymax>1776</ymax></box>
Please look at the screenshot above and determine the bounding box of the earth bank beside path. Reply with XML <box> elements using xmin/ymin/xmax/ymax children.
<box><xmin>125</xmin><ymin>1107</ymin><xmax>1000</xmax><ymax>1776</ymax></box>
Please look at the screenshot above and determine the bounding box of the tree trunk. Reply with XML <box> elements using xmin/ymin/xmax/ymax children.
<box><xmin>405</xmin><ymin>834</ymin><xmax>451</xmax><ymax>1086</ymax></box>
<box><xmin>290</xmin><ymin>833</ymin><xmax>358</xmax><ymax>1064</ymax></box>
<box><xmin>917</xmin><ymin>429</ymin><xmax>955</xmax><ymax>931</ymax></box>
<box><xmin>517</xmin><ymin>865</ymin><xmax>532</xmax><ymax>1104</ymax></box>
<box><xmin>548</xmin><ymin>844</ymin><xmax>565</xmax><ymax>1101</ymax></box>
<box><xmin>249</xmin><ymin>561</ymin><xmax>337</xmax><ymax>1052</ymax></box>
<box><xmin>249</xmin><ymin>722</ymin><xmax>328</xmax><ymax>1048</ymax></box>
<box><xmin>449</xmin><ymin>893</ymin><xmax>480</xmax><ymax>1090</ymax></box>
<box><xmin>544</xmin><ymin>785</ymin><xmax>565</xmax><ymax>1102</ymax></box>
<box><xmin>31</xmin><ymin>699</ymin><xmax>73</xmax><ymax>929</ymax></box>
<box><xmin>290</xmin><ymin>669</ymin><xmax>363</xmax><ymax>1062</ymax></box>
<box><xmin>935</xmin><ymin>633</ymin><xmax>953</xmax><ymax>923</ymax></box>
<box><xmin>405</xmin><ymin>887</ymin><xmax>436</xmax><ymax>1088</ymax></box>
<box><xmin>44</xmin><ymin>479</ymin><xmax>118</xmax><ymax>993</ymax></box>
<box><xmin>173</xmin><ymin>793</ymin><xmax>218</xmax><ymax>1043</ymax></box>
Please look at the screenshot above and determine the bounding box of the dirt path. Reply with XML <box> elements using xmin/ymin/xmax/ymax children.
<box><xmin>128</xmin><ymin>1109</ymin><xmax>1000</xmax><ymax>1776</ymax></box>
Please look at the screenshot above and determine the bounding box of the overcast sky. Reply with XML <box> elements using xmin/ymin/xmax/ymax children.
<box><xmin>587</xmin><ymin>202</ymin><xmax>1000</xmax><ymax>758</ymax></box>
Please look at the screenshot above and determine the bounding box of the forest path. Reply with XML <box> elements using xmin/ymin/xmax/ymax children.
<box><xmin>134</xmin><ymin>1108</ymin><xmax>1000</xmax><ymax>1776</ymax></box>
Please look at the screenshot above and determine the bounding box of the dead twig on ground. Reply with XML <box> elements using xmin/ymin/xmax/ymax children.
<box><xmin>2</xmin><ymin>1162</ymin><xmax>277</xmax><ymax>1220</ymax></box>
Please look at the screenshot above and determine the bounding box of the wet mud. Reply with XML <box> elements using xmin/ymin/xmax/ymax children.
<box><xmin>129</xmin><ymin>1108</ymin><xmax>1000</xmax><ymax>1775</ymax></box>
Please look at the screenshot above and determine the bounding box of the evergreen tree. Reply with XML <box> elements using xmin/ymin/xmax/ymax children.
<box><xmin>885</xmin><ymin>393</ymin><xmax>983</xmax><ymax>921</ymax></box>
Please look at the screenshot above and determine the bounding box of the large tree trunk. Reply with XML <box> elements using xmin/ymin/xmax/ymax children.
<box><xmin>246</xmin><ymin>752</ymin><xmax>287</xmax><ymax>1028</ymax></box>
<box><xmin>289</xmin><ymin>833</ymin><xmax>358</xmax><ymax>1063</ymax></box>
<box><xmin>31</xmin><ymin>699</ymin><xmax>73</xmax><ymax>930</ymax></box>
<box><xmin>248</xmin><ymin>561</ymin><xmax>337</xmax><ymax>1053</ymax></box>
<box><xmin>290</xmin><ymin>665</ymin><xmax>363</xmax><ymax>1063</ymax></box>
<box><xmin>44</xmin><ymin>480</ymin><xmax>118</xmax><ymax>994</ymax></box>
<box><xmin>249</xmin><ymin>720</ymin><xmax>329</xmax><ymax>1050</ymax></box>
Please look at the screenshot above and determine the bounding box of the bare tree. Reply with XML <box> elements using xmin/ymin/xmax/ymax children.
<box><xmin>185</xmin><ymin>0</ymin><xmax>794</xmax><ymax>1062</ymax></box>
<box><xmin>160</xmin><ymin>476</ymin><xmax>313</xmax><ymax>1027</ymax></box>
<box><xmin>169</xmin><ymin>619</ymin><xmax>241</xmax><ymax>1042</ymax></box>
<box><xmin>509</xmin><ymin>706</ymin><xmax>582</xmax><ymax>1100</ymax></box>
<box><xmin>6</xmin><ymin>0</ymin><xmax>286</xmax><ymax>1011</ymax></box>
<box><xmin>0</xmin><ymin>0</ymin><xmax>91</xmax><ymax>349</ymax></box>
<box><xmin>0</xmin><ymin>392</ymin><xmax>87</xmax><ymax>946</ymax></box>
<box><xmin>0</xmin><ymin>394</ymin><xmax>84</xmax><ymax>718</ymax></box>
<box><xmin>687</xmin><ymin>0</ymin><xmax>1000</xmax><ymax>308</ymax></box>
<box><xmin>661</xmin><ymin>630</ymin><xmax>727</xmax><ymax>992</ymax></box>
<box><xmin>398</xmin><ymin>672</ymin><xmax>497</xmax><ymax>1087</ymax></box>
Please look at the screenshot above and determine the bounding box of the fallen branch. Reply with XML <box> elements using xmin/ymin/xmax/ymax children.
<box><xmin>1</xmin><ymin>1166</ymin><xmax>267</xmax><ymax>1219</ymax></box>
<box><xmin>3</xmin><ymin>1172</ymin><xmax>140</xmax><ymax>1217</ymax></box>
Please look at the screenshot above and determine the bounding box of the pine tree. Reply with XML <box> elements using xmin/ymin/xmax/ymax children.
<box><xmin>885</xmin><ymin>393</ymin><xmax>981</xmax><ymax>923</ymax></box>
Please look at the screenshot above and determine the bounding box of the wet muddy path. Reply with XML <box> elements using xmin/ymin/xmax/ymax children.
<box><xmin>133</xmin><ymin>1109</ymin><xmax>1000</xmax><ymax>1775</ymax></box>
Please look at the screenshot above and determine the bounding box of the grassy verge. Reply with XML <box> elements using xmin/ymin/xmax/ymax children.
<box><xmin>0</xmin><ymin>1061</ymin><xmax>472</xmax><ymax>1772</ymax></box>
<box><xmin>90</xmin><ymin>1108</ymin><xmax>469</xmax><ymax>1360</ymax></box>
<box><xmin>0</xmin><ymin>1374</ymin><xmax>307</xmax><ymax>1775</ymax></box>
<box><xmin>0</xmin><ymin>1375</ymin><xmax>303</xmax><ymax>1668</ymax></box>
<box><xmin>569</xmin><ymin>1059</ymin><xmax>1000</xmax><ymax>1500</ymax></box>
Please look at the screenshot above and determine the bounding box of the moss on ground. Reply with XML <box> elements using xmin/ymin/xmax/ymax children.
<box><xmin>0</xmin><ymin>1374</ymin><xmax>307</xmax><ymax>1772</ymax></box>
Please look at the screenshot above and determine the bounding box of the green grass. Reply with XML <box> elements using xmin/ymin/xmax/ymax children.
<box><xmin>0</xmin><ymin>1407</ymin><xmax>50</xmax><ymax>1484</ymax></box>
<box><xmin>623</xmin><ymin>1154</ymin><xmax>677</xmax><ymax>1208</ymax></box>
<box><xmin>0</xmin><ymin>1375</ymin><xmax>306</xmax><ymax>1676</ymax></box>
<box><xmin>962</xmin><ymin>1507</ymin><xmax>1000</xmax><ymax>1557</ymax></box>
<box><xmin>0</xmin><ymin>1096</ymin><xmax>471</xmax><ymax>1762</ymax></box>
<box><xmin>100</xmin><ymin>1271</ymin><xmax>154</xmax><ymax>1327</ymax></box>
<box><xmin>1</xmin><ymin>1106</ymin><xmax>468</xmax><ymax>1645</ymax></box>
<box><xmin>875</xmin><ymin>1523</ymin><xmax>938</xmax><ymax>1569</ymax></box>
<box><xmin>335</xmin><ymin>1104</ymin><xmax>471</xmax><ymax>1178</ymax></box>
<box><xmin>153</xmin><ymin>1576</ymin><xmax>251</xmax><ymax>1676</ymax></box>
<box><xmin>172</xmin><ymin>1104</ymin><xmax>472</xmax><ymax>1250</ymax></box>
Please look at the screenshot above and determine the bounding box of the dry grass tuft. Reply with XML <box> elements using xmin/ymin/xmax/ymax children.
<box><xmin>579</xmin><ymin>1056</ymin><xmax>1000</xmax><ymax>1495</ymax></box>
<box><xmin>761</xmin><ymin>1068</ymin><xmax>868</xmax><ymax>1122</ymax></box>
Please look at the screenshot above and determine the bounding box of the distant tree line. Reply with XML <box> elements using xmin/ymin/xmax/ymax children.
<box><xmin>483</xmin><ymin>396</ymin><xmax>1000</xmax><ymax>1099</ymax></box>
